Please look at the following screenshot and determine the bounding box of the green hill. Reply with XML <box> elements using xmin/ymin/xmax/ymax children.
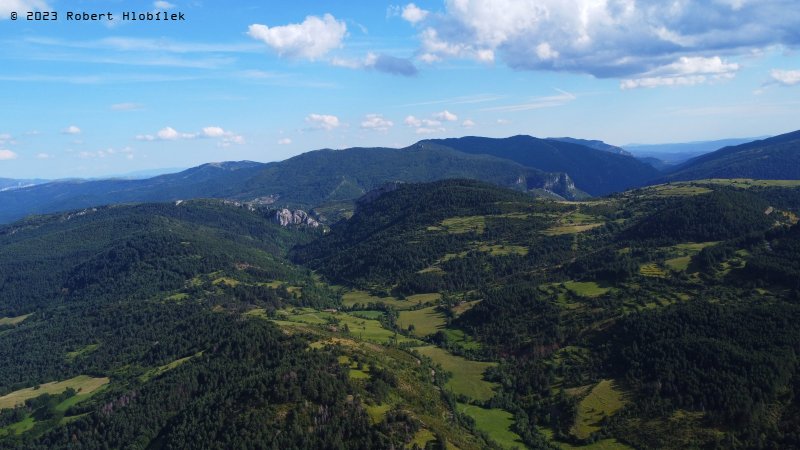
<box><xmin>666</xmin><ymin>129</ymin><xmax>800</xmax><ymax>181</ymax></box>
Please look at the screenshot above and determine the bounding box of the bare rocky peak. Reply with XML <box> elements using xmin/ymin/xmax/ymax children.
<box><xmin>274</xmin><ymin>209</ymin><xmax>320</xmax><ymax>228</ymax></box>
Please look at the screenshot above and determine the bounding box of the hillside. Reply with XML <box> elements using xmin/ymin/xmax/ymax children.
<box><xmin>0</xmin><ymin>145</ymin><xmax>579</xmax><ymax>224</ymax></box>
<box><xmin>421</xmin><ymin>135</ymin><xmax>660</xmax><ymax>195</ymax></box>
<box><xmin>548</xmin><ymin>137</ymin><xmax>632</xmax><ymax>156</ymax></box>
<box><xmin>0</xmin><ymin>199</ymin><xmax>502</xmax><ymax>449</ymax></box>
<box><xmin>292</xmin><ymin>178</ymin><xmax>800</xmax><ymax>449</ymax></box>
<box><xmin>666</xmin><ymin>130</ymin><xmax>800</xmax><ymax>181</ymax></box>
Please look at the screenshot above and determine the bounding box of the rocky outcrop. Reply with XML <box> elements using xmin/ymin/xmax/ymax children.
<box><xmin>274</xmin><ymin>209</ymin><xmax>320</xmax><ymax>228</ymax></box>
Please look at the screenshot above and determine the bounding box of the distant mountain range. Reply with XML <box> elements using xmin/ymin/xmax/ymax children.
<box><xmin>1</xmin><ymin>130</ymin><xmax>798</xmax><ymax>224</ymax></box>
<box><xmin>421</xmin><ymin>135</ymin><xmax>660</xmax><ymax>195</ymax></box>
<box><xmin>0</xmin><ymin>178</ymin><xmax>50</xmax><ymax>192</ymax></box>
<box><xmin>0</xmin><ymin>144</ymin><xmax>581</xmax><ymax>224</ymax></box>
<box><xmin>665</xmin><ymin>131</ymin><xmax>800</xmax><ymax>181</ymax></box>
<box><xmin>548</xmin><ymin>137</ymin><xmax>633</xmax><ymax>156</ymax></box>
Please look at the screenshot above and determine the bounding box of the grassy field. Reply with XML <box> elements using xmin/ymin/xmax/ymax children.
<box><xmin>646</xmin><ymin>184</ymin><xmax>713</xmax><ymax>197</ymax></box>
<box><xmin>415</xmin><ymin>346</ymin><xmax>497</xmax><ymax>401</ymax></box>
<box><xmin>639</xmin><ymin>263</ymin><xmax>668</xmax><ymax>278</ymax></box>
<box><xmin>65</xmin><ymin>343</ymin><xmax>100</xmax><ymax>361</ymax></box>
<box><xmin>457</xmin><ymin>403</ymin><xmax>525</xmax><ymax>449</ymax></box>
<box><xmin>140</xmin><ymin>352</ymin><xmax>202</xmax><ymax>382</ymax></box>
<box><xmin>342</xmin><ymin>290</ymin><xmax>438</xmax><ymax>310</ymax></box>
<box><xmin>451</xmin><ymin>300</ymin><xmax>480</xmax><ymax>317</ymax></box>
<box><xmin>409</xmin><ymin>428</ymin><xmax>436</xmax><ymax>448</ymax></box>
<box><xmin>349</xmin><ymin>310</ymin><xmax>385</xmax><ymax>320</ymax></box>
<box><xmin>571</xmin><ymin>380</ymin><xmax>627</xmax><ymax>440</ymax></box>
<box><xmin>544</xmin><ymin>223</ymin><xmax>603</xmax><ymax>236</ymax></box>
<box><xmin>271</xmin><ymin>308</ymin><xmax>423</xmax><ymax>346</ymax></box>
<box><xmin>665</xmin><ymin>256</ymin><xmax>692</xmax><ymax>271</ymax></box>
<box><xmin>0</xmin><ymin>314</ymin><xmax>32</xmax><ymax>326</ymax></box>
<box><xmin>564</xmin><ymin>281</ymin><xmax>611</xmax><ymax>298</ymax></box>
<box><xmin>397</xmin><ymin>307</ymin><xmax>446</xmax><ymax>337</ymax></box>
<box><xmin>440</xmin><ymin>216</ymin><xmax>487</xmax><ymax>234</ymax></box>
<box><xmin>0</xmin><ymin>376</ymin><xmax>109</xmax><ymax>409</ymax></box>
<box><xmin>541</xmin><ymin>428</ymin><xmax>633</xmax><ymax>450</ymax></box>
<box><xmin>478</xmin><ymin>244</ymin><xmax>529</xmax><ymax>256</ymax></box>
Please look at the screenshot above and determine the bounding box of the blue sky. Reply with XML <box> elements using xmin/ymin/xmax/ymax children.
<box><xmin>1</xmin><ymin>0</ymin><xmax>799</xmax><ymax>178</ymax></box>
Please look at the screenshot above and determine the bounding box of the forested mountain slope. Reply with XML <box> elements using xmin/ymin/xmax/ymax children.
<box><xmin>666</xmin><ymin>129</ymin><xmax>800</xmax><ymax>181</ymax></box>
<box><xmin>422</xmin><ymin>136</ymin><xmax>661</xmax><ymax>195</ymax></box>
<box><xmin>0</xmin><ymin>144</ymin><xmax>579</xmax><ymax>224</ymax></box>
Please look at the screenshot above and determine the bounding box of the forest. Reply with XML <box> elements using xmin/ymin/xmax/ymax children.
<box><xmin>1</xmin><ymin>179</ymin><xmax>800</xmax><ymax>449</ymax></box>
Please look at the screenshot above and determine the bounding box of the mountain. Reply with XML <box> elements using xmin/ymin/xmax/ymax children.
<box><xmin>624</xmin><ymin>137</ymin><xmax>763</xmax><ymax>157</ymax></box>
<box><xmin>665</xmin><ymin>129</ymin><xmax>800</xmax><ymax>181</ymax></box>
<box><xmin>0</xmin><ymin>178</ymin><xmax>49</xmax><ymax>192</ymax></box>
<box><xmin>548</xmin><ymin>137</ymin><xmax>632</xmax><ymax>156</ymax></box>
<box><xmin>0</xmin><ymin>145</ymin><xmax>580</xmax><ymax>224</ymax></box>
<box><xmin>421</xmin><ymin>135</ymin><xmax>660</xmax><ymax>195</ymax></box>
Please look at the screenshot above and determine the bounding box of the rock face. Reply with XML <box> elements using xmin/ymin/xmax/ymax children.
<box><xmin>542</xmin><ymin>173</ymin><xmax>576</xmax><ymax>196</ymax></box>
<box><xmin>274</xmin><ymin>209</ymin><xmax>320</xmax><ymax>228</ymax></box>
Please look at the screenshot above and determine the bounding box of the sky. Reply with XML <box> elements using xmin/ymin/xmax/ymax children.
<box><xmin>0</xmin><ymin>0</ymin><xmax>799</xmax><ymax>179</ymax></box>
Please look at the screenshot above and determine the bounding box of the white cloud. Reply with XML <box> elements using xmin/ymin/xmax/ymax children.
<box><xmin>153</xmin><ymin>1</ymin><xmax>175</xmax><ymax>9</ymax></box>
<box><xmin>62</xmin><ymin>125</ymin><xmax>81</xmax><ymax>135</ymax></box>
<box><xmin>306</xmin><ymin>114</ymin><xmax>340</xmax><ymax>131</ymax></box>
<box><xmin>462</xmin><ymin>119</ymin><xmax>476</xmax><ymax>128</ymax></box>
<box><xmin>36</xmin><ymin>153</ymin><xmax>52</xmax><ymax>159</ymax></box>
<box><xmin>404</xmin><ymin>116</ymin><xmax>422</xmax><ymax>127</ymax></box>
<box><xmin>277</xmin><ymin>138</ymin><xmax>292</xmax><ymax>145</ymax></box>
<box><xmin>201</xmin><ymin>126</ymin><xmax>226</xmax><ymax>138</ymax></box>
<box><xmin>434</xmin><ymin>110</ymin><xmax>458</xmax><ymax>122</ymax></box>
<box><xmin>0</xmin><ymin>133</ymin><xmax>12</xmax><ymax>146</ymax></box>
<box><xmin>0</xmin><ymin>0</ymin><xmax>48</xmax><ymax>19</ymax></box>
<box><xmin>137</xmin><ymin>126</ymin><xmax>243</xmax><ymax>145</ymax></box>
<box><xmin>248</xmin><ymin>14</ymin><xmax>347</xmax><ymax>61</ymax></box>
<box><xmin>404</xmin><ymin>115</ymin><xmax>446</xmax><ymax>134</ymax></box>
<box><xmin>0</xmin><ymin>149</ymin><xmax>17</xmax><ymax>160</ymax></box>
<box><xmin>771</xmin><ymin>69</ymin><xmax>800</xmax><ymax>86</ymax></box>
<box><xmin>111</xmin><ymin>103</ymin><xmax>143</xmax><ymax>111</ymax></box>
<box><xmin>332</xmin><ymin>52</ymin><xmax>418</xmax><ymax>76</ymax></box>
<box><xmin>497</xmin><ymin>119</ymin><xmax>511</xmax><ymax>124</ymax></box>
<box><xmin>415</xmin><ymin>0</ymin><xmax>800</xmax><ymax>81</ymax></box>
<box><xmin>158</xmin><ymin>126</ymin><xmax>194</xmax><ymax>140</ymax></box>
<box><xmin>402</xmin><ymin>3</ymin><xmax>429</xmax><ymax>24</ymax></box>
<box><xmin>361</xmin><ymin>114</ymin><xmax>394</xmax><ymax>132</ymax></box>
<box><xmin>621</xmin><ymin>56</ymin><xmax>739</xmax><ymax>90</ymax></box>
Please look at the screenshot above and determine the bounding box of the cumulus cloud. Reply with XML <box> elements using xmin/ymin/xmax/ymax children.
<box><xmin>461</xmin><ymin>119</ymin><xmax>476</xmax><ymax>128</ymax></box>
<box><xmin>0</xmin><ymin>149</ymin><xmax>18</xmax><ymax>160</ymax></box>
<box><xmin>36</xmin><ymin>153</ymin><xmax>52</xmax><ymax>159</ymax></box>
<box><xmin>770</xmin><ymin>69</ymin><xmax>800</xmax><ymax>86</ymax></box>
<box><xmin>0</xmin><ymin>133</ymin><xmax>12</xmax><ymax>146</ymax></box>
<box><xmin>0</xmin><ymin>0</ymin><xmax>48</xmax><ymax>19</ymax></box>
<box><xmin>137</xmin><ymin>126</ymin><xmax>243</xmax><ymax>146</ymax></box>
<box><xmin>248</xmin><ymin>14</ymin><xmax>347</xmax><ymax>61</ymax></box>
<box><xmin>361</xmin><ymin>114</ymin><xmax>394</xmax><ymax>132</ymax></box>
<box><xmin>306</xmin><ymin>114</ymin><xmax>341</xmax><ymax>131</ymax></box>
<box><xmin>333</xmin><ymin>52</ymin><xmax>418</xmax><ymax>77</ymax></box>
<box><xmin>414</xmin><ymin>0</ymin><xmax>800</xmax><ymax>82</ymax></box>
<box><xmin>404</xmin><ymin>115</ymin><xmax>445</xmax><ymax>134</ymax></box>
<box><xmin>434</xmin><ymin>110</ymin><xmax>458</xmax><ymax>121</ymax></box>
<box><xmin>620</xmin><ymin>56</ymin><xmax>739</xmax><ymax>89</ymax></box>
<box><xmin>62</xmin><ymin>125</ymin><xmax>81</xmax><ymax>135</ymax></box>
<box><xmin>402</xmin><ymin>3</ymin><xmax>429</xmax><ymax>24</ymax></box>
<box><xmin>277</xmin><ymin>138</ymin><xmax>292</xmax><ymax>145</ymax></box>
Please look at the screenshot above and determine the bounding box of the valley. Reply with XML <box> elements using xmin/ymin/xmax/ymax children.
<box><xmin>1</xmin><ymin>173</ymin><xmax>799</xmax><ymax>448</ymax></box>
